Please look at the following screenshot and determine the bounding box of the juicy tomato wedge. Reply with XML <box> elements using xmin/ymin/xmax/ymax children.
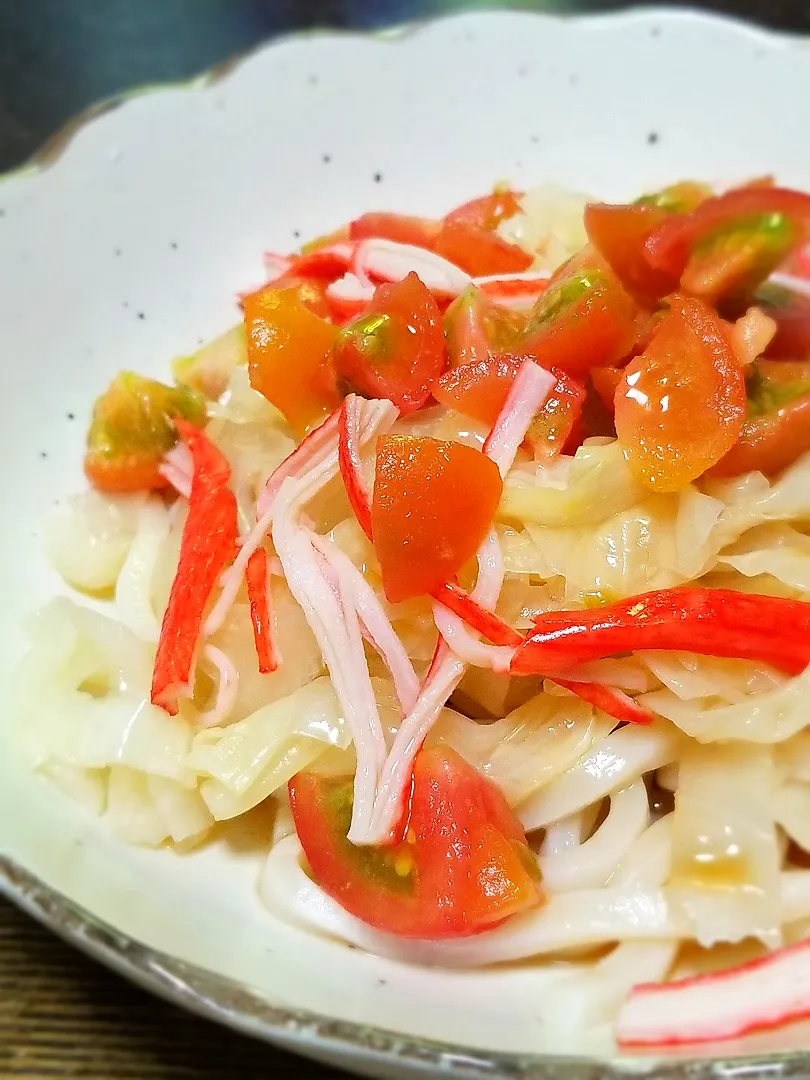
<box><xmin>444</xmin><ymin>286</ymin><xmax>526</xmax><ymax>370</ymax></box>
<box><xmin>289</xmin><ymin>746</ymin><xmax>542</xmax><ymax>938</ymax></box>
<box><xmin>245</xmin><ymin>287</ymin><xmax>340</xmax><ymax>434</ymax></box>
<box><xmin>758</xmin><ymin>282</ymin><xmax>810</xmax><ymax>359</ymax></box>
<box><xmin>526</xmin><ymin>369</ymin><xmax>587</xmax><ymax>460</ymax></box>
<box><xmin>372</xmin><ymin>435</ymin><xmax>503</xmax><ymax>602</ymax></box>
<box><xmin>84</xmin><ymin>373</ymin><xmax>206</xmax><ymax>493</ymax></box>
<box><xmin>585</xmin><ymin>182</ymin><xmax>711</xmax><ymax>304</ymax></box>
<box><xmin>615</xmin><ymin>294</ymin><xmax>746</xmax><ymax>490</ymax></box>
<box><xmin>433</xmin><ymin>353</ymin><xmax>522</xmax><ymax>426</ymax></box>
<box><xmin>645</xmin><ymin>186</ymin><xmax>810</xmax><ymax>303</ymax></box>
<box><xmin>712</xmin><ymin>360</ymin><xmax>810</xmax><ymax>477</ymax></box>
<box><xmin>521</xmin><ymin>251</ymin><xmax>642</xmax><ymax>374</ymax></box>
<box><xmin>585</xmin><ymin>203</ymin><xmax>675</xmax><ymax>304</ymax></box>
<box><xmin>334</xmin><ymin>272</ymin><xmax>445</xmax><ymax>412</ymax></box>
<box><xmin>434</xmin><ymin>219</ymin><xmax>533</xmax><ymax>277</ymax></box>
<box><xmin>349</xmin><ymin>212</ymin><xmax>441</xmax><ymax>249</ymax></box>
<box><xmin>590</xmin><ymin>365</ymin><xmax>624</xmax><ymax>413</ymax></box>
<box><xmin>244</xmin><ymin>273</ymin><xmax>332</xmax><ymax>319</ymax></box>
<box><xmin>444</xmin><ymin>189</ymin><xmax>524</xmax><ymax>230</ymax></box>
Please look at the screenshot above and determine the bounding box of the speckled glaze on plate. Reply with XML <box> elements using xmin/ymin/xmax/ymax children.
<box><xmin>2</xmin><ymin>8</ymin><xmax>810</xmax><ymax>1077</ymax></box>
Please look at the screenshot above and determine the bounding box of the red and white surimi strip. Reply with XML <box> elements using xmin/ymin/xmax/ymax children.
<box><xmin>338</xmin><ymin>395</ymin><xmax>373</xmax><ymax>540</ymax></box>
<box><xmin>204</xmin><ymin>401</ymin><xmax>396</xmax><ymax>638</ymax></box>
<box><xmin>616</xmin><ymin>938</ymin><xmax>810</xmax><ymax>1047</ymax></box>
<box><xmin>312</xmin><ymin>535</ymin><xmax>420</xmax><ymax>715</ymax></box>
<box><xmin>483</xmin><ymin>360</ymin><xmax>556</xmax><ymax>474</ymax></box>
<box><xmin>352</xmin><ymin>238</ymin><xmax>471</xmax><ymax>297</ymax></box>
<box><xmin>273</xmin><ymin>492</ymin><xmax>385</xmax><ymax>842</ymax></box>
<box><xmin>771</xmin><ymin>271</ymin><xmax>810</xmax><ymax>298</ymax></box>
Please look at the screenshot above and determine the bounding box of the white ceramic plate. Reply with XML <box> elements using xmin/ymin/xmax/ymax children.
<box><xmin>3</xmin><ymin>8</ymin><xmax>810</xmax><ymax>1078</ymax></box>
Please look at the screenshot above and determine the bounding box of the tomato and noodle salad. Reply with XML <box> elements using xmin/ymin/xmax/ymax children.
<box><xmin>20</xmin><ymin>178</ymin><xmax>810</xmax><ymax>1048</ymax></box>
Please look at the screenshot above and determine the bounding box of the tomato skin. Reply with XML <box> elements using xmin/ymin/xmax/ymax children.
<box><xmin>590</xmin><ymin>365</ymin><xmax>624</xmax><ymax>413</ymax></box>
<box><xmin>434</xmin><ymin>220</ymin><xmax>533</xmax><ymax>277</ymax></box>
<box><xmin>522</xmin><ymin>255</ymin><xmax>641</xmax><ymax>374</ymax></box>
<box><xmin>245</xmin><ymin>287</ymin><xmax>341</xmax><ymax>434</ymax></box>
<box><xmin>433</xmin><ymin>353</ymin><xmax>523</xmax><ymax>426</ymax></box>
<box><xmin>84</xmin><ymin>372</ymin><xmax>206</xmax><ymax>493</ymax></box>
<box><xmin>349</xmin><ymin>212</ymin><xmax>441</xmax><ymax>249</ymax></box>
<box><xmin>585</xmin><ymin>202</ymin><xmax>675</xmax><ymax>304</ymax></box>
<box><xmin>334</xmin><ymin>273</ymin><xmax>445</xmax><ymax>412</ymax></box>
<box><xmin>712</xmin><ymin>360</ymin><xmax>810</xmax><ymax>478</ymax></box>
<box><xmin>289</xmin><ymin>746</ymin><xmax>541</xmax><ymax>938</ymax></box>
<box><xmin>645</xmin><ymin>187</ymin><xmax>810</xmax><ymax>302</ymax></box>
<box><xmin>615</xmin><ymin>295</ymin><xmax>746</xmax><ymax>490</ymax></box>
<box><xmin>372</xmin><ymin>435</ymin><xmax>503</xmax><ymax>602</ymax></box>
<box><xmin>526</xmin><ymin>369</ymin><xmax>586</xmax><ymax>460</ymax></box>
<box><xmin>758</xmin><ymin>285</ymin><xmax>810</xmax><ymax>359</ymax></box>
<box><xmin>444</xmin><ymin>190</ymin><xmax>523</xmax><ymax>230</ymax></box>
<box><xmin>244</xmin><ymin>274</ymin><xmax>332</xmax><ymax>319</ymax></box>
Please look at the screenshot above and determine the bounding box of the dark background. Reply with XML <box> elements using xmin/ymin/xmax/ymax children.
<box><xmin>1</xmin><ymin>1</ymin><xmax>808</xmax><ymax>1078</ymax></box>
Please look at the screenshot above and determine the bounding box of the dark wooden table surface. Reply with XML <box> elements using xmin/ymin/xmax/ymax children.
<box><xmin>2</xmin><ymin>1</ymin><xmax>809</xmax><ymax>1077</ymax></box>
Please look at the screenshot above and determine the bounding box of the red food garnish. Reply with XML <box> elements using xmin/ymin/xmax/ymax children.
<box><xmin>289</xmin><ymin>746</ymin><xmax>542</xmax><ymax>938</ymax></box>
<box><xmin>245</xmin><ymin>286</ymin><xmax>340</xmax><ymax>434</ymax></box>
<box><xmin>151</xmin><ymin>420</ymin><xmax>238</xmax><ymax>714</ymax></box>
<box><xmin>614</xmin><ymin>294</ymin><xmax>746</xmax><ymax>490</ymax></box>
<box><xmin>334</xmin><ymin>272</ymin><xmax>445</xmax><ymax>412</ymax></box>
<box><xmin>246</xmin><ymin>548</ymin><xmax>279</xmax><ymax>674</ymax></box>
<box><xmin>371</xmin><ymin>435</ymin><xmax>503</xmax><ymax>603</ymax></box>
<box><xmin>512</xmin><ymin>588</ymin><xmax>810</xmax><ymax>677</ymax></box>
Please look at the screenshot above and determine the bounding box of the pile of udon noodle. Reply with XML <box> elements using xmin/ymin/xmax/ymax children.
<box><xmin>16</xmin><ymin>185</ymin><xmax>810</xmax><ymax>1041</ymax></box>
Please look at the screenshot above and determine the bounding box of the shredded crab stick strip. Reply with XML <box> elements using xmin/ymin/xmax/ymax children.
<box><xmin>196</xmin><ymin>644</ymin><xmax>239</xmax><ymax>728</ymax></box>
<box><xmin>338</xmin><ymin>395</ymin><xmax>373</xmax><ymax>539</ymax></box>
<box><xmin>267</xmin><ymin>401</ymin><xmax>400</xmax><ymax>840</ymax></box>
<box><xmin>311</xmin><ymin>535</ymin><xmax>420</xmax><ymax>714</ymax></box>
<box><xmin>432</xmin><ymin>574</ymin><xmax>654</xmax><ymax>724</ymax></box>
<box><xmin>205</xmin><ymin>400</ymin><xmax>396</xmax><ymax>637</ymax></box>
<box><xmin>151</xmin><ymin>421</ymin><xmax>238</xmax><ymax>714</ymax></box>
<box><xmin>245</xmin><ymin>548</ymin><xmax>280</xmax><ymax>674</ymax></box>
<box><xmin>273</xmin><ymin>486</ymin><xmax>386</xmax><ymax>841</ymax></box>
<box><xmin>512</xmin><ymin>587</ymin><xmax>810</xmax><ymax>677</ymax></box>
<box><xmin>361</xmin><ymin>362</ymin><xmax>553</xmax><ymax>845</ymax></box>
<box><xmin>616</xmin><ymin>938</ymin><xmax>810</xmax><ymax>1047</ymax></box>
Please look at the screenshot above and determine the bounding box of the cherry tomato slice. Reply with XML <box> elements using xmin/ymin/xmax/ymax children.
<box><xmin>433</xmin><ymin>353</ymin><xmax>522</xmax><ymax>426</ymax></box>
<box><xmin>645</xmin><ymin>187</ymin><xmax>810</xmax><ymax>303</ymax></box>
<box><xmin>289</xmin><ymin>746</ymin><xmax>542</xmax><ymax>938</ymax></box>
<box><xmin>372</xmin><ymin>435</ymin><xmax>503</xmax><ymax>602</ymax></box>
<box><xmin>585</xmin><ymin>203</ymin><xmax>675</xmax><ymax>304</ymax></box>
<box><xmin>712</xmin><ymin>360</ymin><xmax>810</xmax><ymax>477</ymax></box>
<box><xmin>245</xmin><ymin>287</ymin><xmax>341</xmax><ymax>434</ymax></box>
<box><xmin>349</xmin><ymin>212</ymin><xmax>441</xmax><ymax>249</ymax></box>
<box><xmin>334</xmin><ymin>272</ymin><xmax>445</xmax><ymax>412</ymax></box>
<box><xmin>244</xmin><ymin>273</ymin><xmax>332</xmax><ymax>319</ymax></box>
<box><xmin>444</xmin><ymin>189</ymin><xmax>523</xmax><ymax>230</ymax></box>
<box><xmin>615</xmin><ymin>295</ymin><xmax>746</xmax><ymax>490</ymax></box>
<box><xmin>521</xmin><ymin>253</ymin><xmax>642</xmax><ymax>374</ymax></box>
<box><xmin>526</xmin><ymin>369</ymin><xmax>586</xmax><ymax>460</ymax></box>
<box><xmin>444</xmin><ymin>286</ymin><xmax>526</xmax><ymax>371</ymax></box>
<box><xmin>434</xmin><ymin>220</ymin><xmax>533</xmax><ymax>277</ymax></box>
<box><xmin>84</xmin><ymin>373</ymin><xmax>206</xmax><ymax>493</ymax></box>
<box><xmin>590</xmin><ymin>365</ymin><xmax>624</xmax><ymax>412</ymax></box>
<box><xmin>758</xmin><ymin>283</ymin><xmax>810</xmax><ymax>359</ymax></box>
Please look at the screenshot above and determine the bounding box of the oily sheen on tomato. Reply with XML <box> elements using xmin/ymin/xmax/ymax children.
<box><xmin>521</xmin><ymin>252</ymin><xmax>641</xmax><ymax>374</ymax></box>
<box><xmin>245</xmin><ymin>286</ymin><xmax>340</xmax><ymax>434</ymax></box>
<box><xmin>289</xmin><ymin>747</ymin><xmax>542</xmax><ymax>938</ymax></box>
<box><xmin>614</xmin><ymin>295</ymin><xmax>746</xmax><ymax>490</ymax></box>
<box><xmin>334</xmin><ymin>272</ymin><xmax>445</xmax><ymax>412</ymax></box>
<box><xmin>371</xmin><ymin>435</ymin><xmax>503</xmax><ymax>602</ymax></box>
